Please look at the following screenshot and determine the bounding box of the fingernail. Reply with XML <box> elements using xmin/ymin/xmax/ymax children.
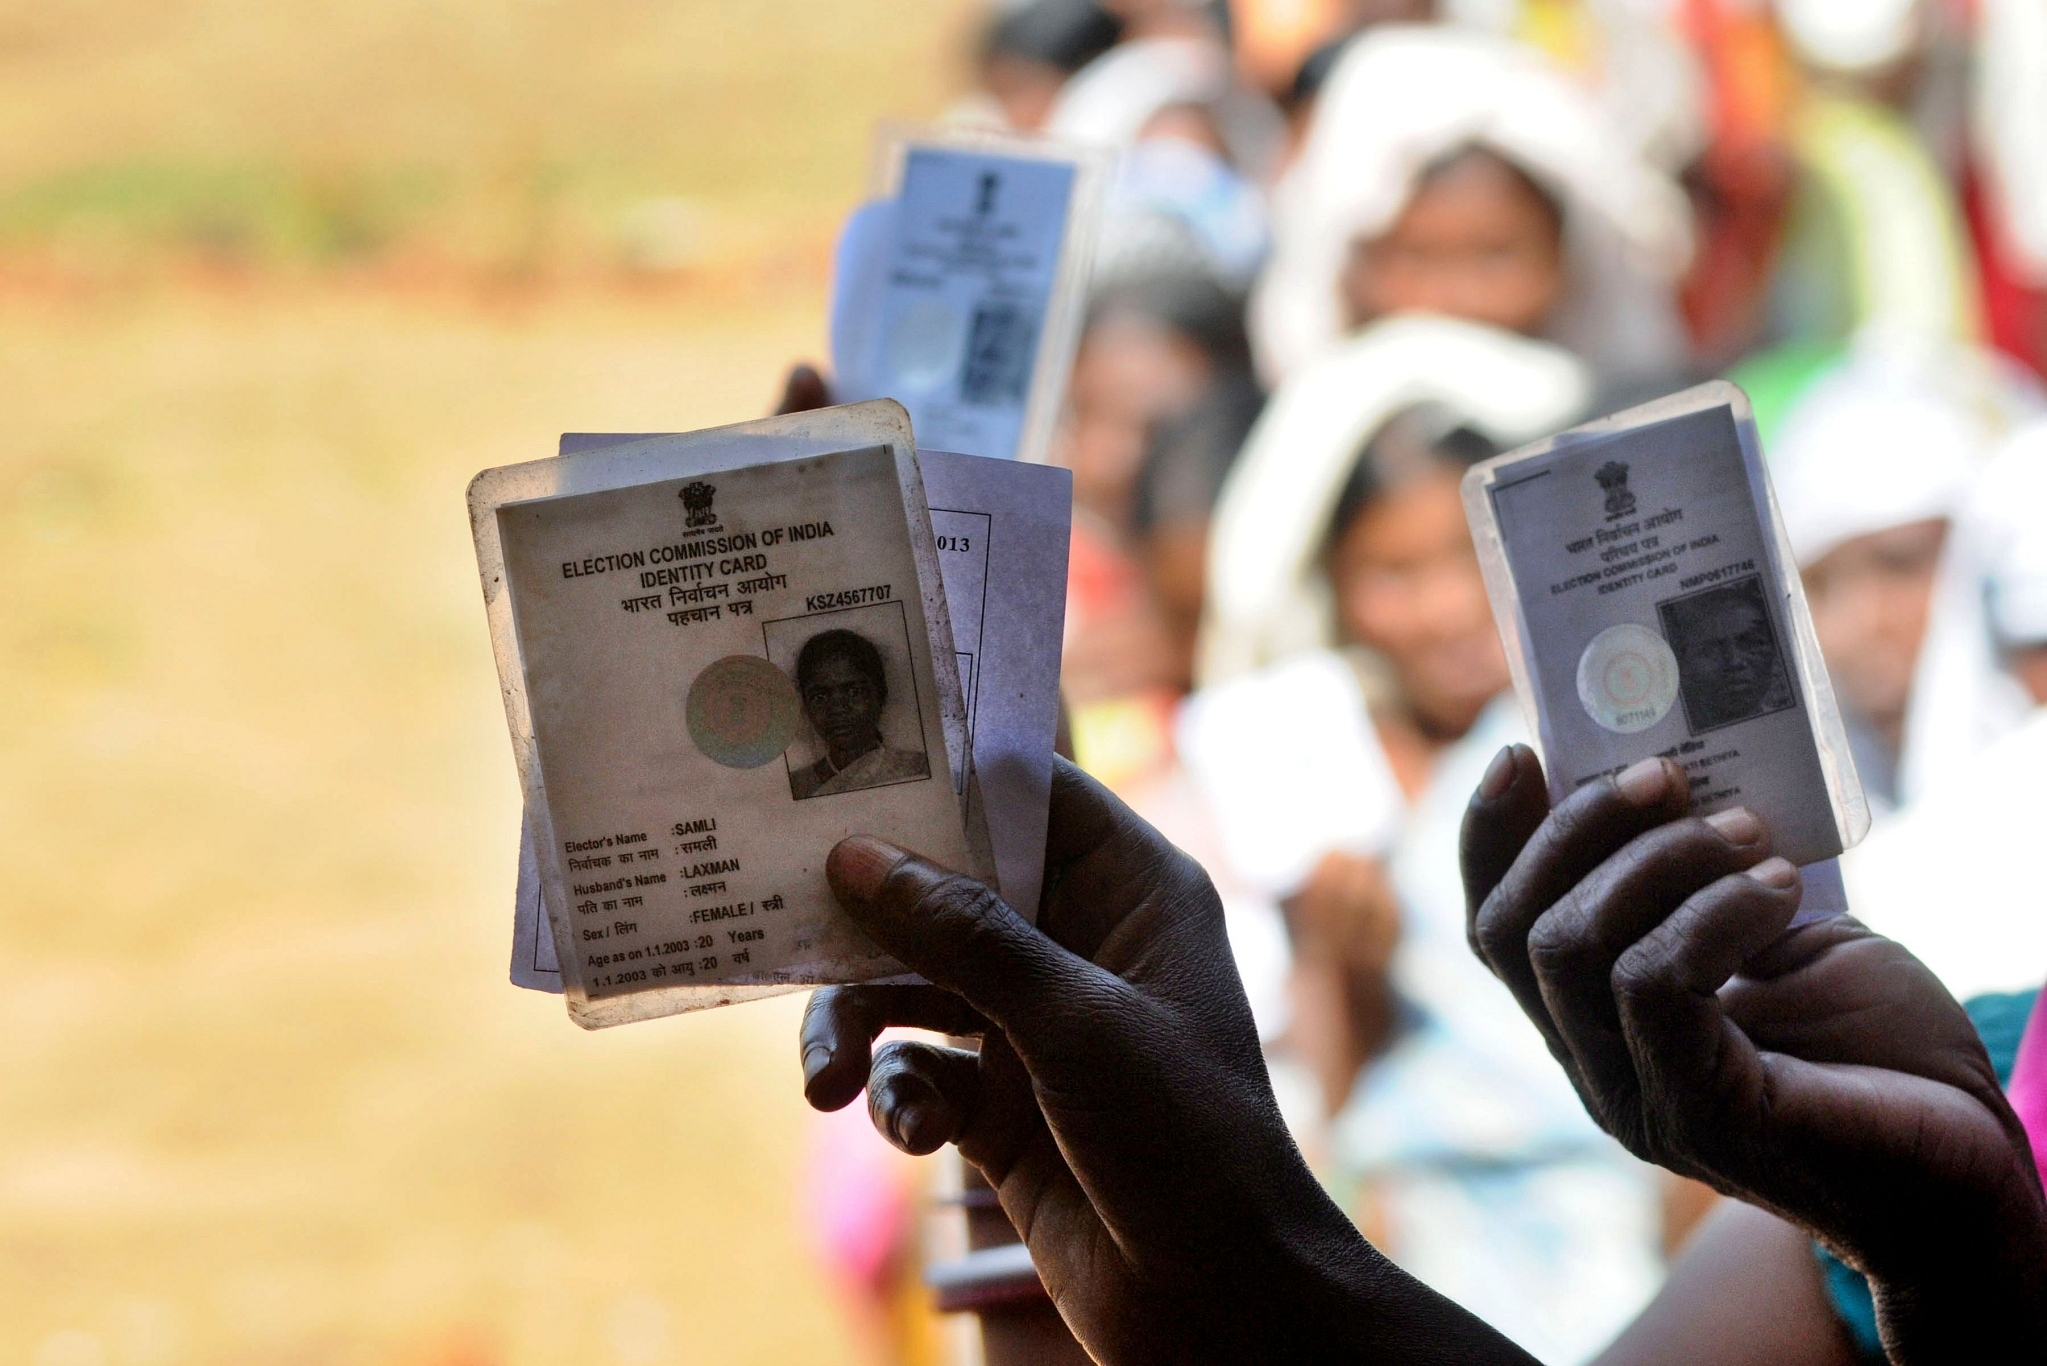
<box><xmin>1746</xmin><ymin>857</ymin><xmax>1798</xmax><ymax>890</ymax></box>
<box><xmin>828</xmin><ymin>836</ymin><xmax>903</xmax><ymax>902</ymax></box>
<box><xmin>1478</xmin><ymin>746</ymin><xmax>1517</xmax><ymax>800</ymax></box>
<box><xmin>1704</xmin><ymin>807</ymin><xmax>1763</xmax><ymax>845</ymax></box>
<box><xmin>1615</xmin><ymin>758</ymin><xmax>1670</xmax><ymax>806</ymax></box>
<box><xmin>802</xmin><ymin>1042</ymin><xmax>832</xmax><ymax>1084</ymax></box>
<box><xmin>892</xmin><ymin>1102</ymin><xmax>932</xmax><ymax>1152</ymax></box>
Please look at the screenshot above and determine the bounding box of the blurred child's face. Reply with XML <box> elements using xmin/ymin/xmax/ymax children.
<box><xmin>1060</xmin><ymin>314</ymin><xmax>1212</xmax><ymax>527</ymax></box>
<box><xmin>1329</xmin><ymin>467</ymin><xmax>1507</xmax><ymax>735</ymax></box>
<box><xmin>1802</xmin><ymin>518</ymin><xmax>1947</xmax><ymax>748</ymax></box>
<box><xmin>1340</xmin><ymin>150</ymin><xmax>1566</xmax><ymax>337</ymax></box>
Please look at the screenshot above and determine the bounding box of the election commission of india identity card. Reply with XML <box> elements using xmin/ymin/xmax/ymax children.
<box><xmin>1464</xmin><ymin>381</ymin><xmax>1868</xmax><ymax>890</ymax></box>
<box><xmin>830</xmin><ymin>126</ymin><xmax>1105</xmax><ymax>464</ymax></box>
<box><xmin>507</xmin><ymin>441</ymin><xmax>1074</xmax><ymax>997</ymax></box>
<box><xmin>470</xmin><ymin>401</ymin><xmax>996</xmax><ymax>1028</ymax></box>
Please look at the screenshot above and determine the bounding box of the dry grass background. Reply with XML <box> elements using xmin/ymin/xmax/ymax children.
<box><xmin>0</xmin><ymin>3</ymin><xmax>979</xmax><ymax>1363</ymax></box>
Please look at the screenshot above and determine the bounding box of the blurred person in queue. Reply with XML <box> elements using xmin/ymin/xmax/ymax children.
<box><xmin>1247</xmin><ymin>25</ymin><xmax>1691</xmax><ymax>399</ymax></box>
<box><xmin>1193</xmin><ymin>402</ymin><xmax>1510</xmax><ymax>1108</ymax></box>
<box><xmin>1208</xmin><ymin>25</ymin><xmax>1689</xmax><ymax>684</ymax></box>
<box><xmin>1179</xmin><ymin>40</ymin><xmax>1698</xmax><ymax>1348</ymax></box>
<box><xmin>1766</xmin><ymin>346</ymin><xmax>1991</xmax><ymax>808</ymax></box>
<box><xmin>1845</xmin><ymin>422</ymin><xmax>2047</xmax><ymax>1011</ymax></box>
<box><xmin>1058</xmin><ymin>271</ymin><xmax>1262</xmax><ymax>703</ymax></box>
<box><xmin>1183</xmin><ymin>363</ymin><xmax>1671</xmax><ymax>1361</ymax></box>
<box><xmin>1060</xmin><ymin>273</ymin><xmax>1252</xmax><ymax>530</ymax></box>
<box><xmin>1336</xmin><ymin>144</ymin><xmax>1566</xmax><ymax>344</ymax></box>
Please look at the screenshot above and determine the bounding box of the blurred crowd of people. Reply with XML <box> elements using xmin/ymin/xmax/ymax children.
<box><xmin>814</xmin><ymin>1</ymin><xmax>2047</xmax><ymax>1361</ymax></box>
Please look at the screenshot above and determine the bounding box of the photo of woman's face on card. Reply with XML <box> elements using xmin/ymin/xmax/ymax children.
<box><xmin>763</xmin><ymin>602</ymin><xmax>932</xmax><ymax>801</ymax></box>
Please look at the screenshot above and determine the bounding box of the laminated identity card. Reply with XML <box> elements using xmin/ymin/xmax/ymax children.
<box><xmin>470</xmin><ymin>401</ymin><xmax>1000</xmax><ymax>1028</ymax></box>
<box><xmin>830</xmin><ymin>125</ymin><xmax>1106</xmax><ymax>465</ymax></box>
<box><xmin>1463</xmin><ymin>382</ymin><xmax>1869</xmax><ymax>899</ymax></box>
<box><xmin>506</xmin><ymin>441</ymin><xmax>1074</xmax><ymax>998</ymax></box>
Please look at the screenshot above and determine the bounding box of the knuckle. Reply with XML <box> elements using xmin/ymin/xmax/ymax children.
<box><xmin>902</xmin><ymin>865</ymin><xmax>1007</xmax><ymax>925</ymax></box>
<box><xmin>1540</xmin><ymin>786</ymin><xmax>1609</xmax><ymax>849</ymax></box>
<box><xmin>1472</xmin><ymin>888</ymin><xmax>1523</xmax><ymax>962</ymax></box>
<box><xmin>1616</xmin><ymin>1118</ymin><xmax>1663</xmax><ymax>1164</ymax></box>
<box><xmin>1610</xmin><ymin>943</ymin><xmax>1672</xmax><ymax>1008</ymax></box>
<box><xmin>1658</xmin><ymin>818</ymin><xmax>1749</xmax><ymax>877</ymax></box>
<box><xmin>915</xmin><ymin>873</ymin><xmax>1037</xmax><ymax>970</ymax></box>
<box><xmin>865</xmin><ymin>1044</ymin><xmax>916</xmax><ymax>1091</ymax></box>
<box><xmin>1525</xmin><ymin>909</ymin><xmax>1593</xmax><ymax>977</ymax></box>
<box><xmin>935</xmin><ymin>873</ymin><xmax>1013</xmax><ymax>930</ymax></box>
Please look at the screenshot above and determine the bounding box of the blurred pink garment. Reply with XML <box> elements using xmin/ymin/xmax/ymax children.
<box><xmin>2009</xmin><ymin>990</ymin><xmax>2047</xmax><ymax>1188</ymax></box>
<box><xmin>804</xmin><ymin>1095</ymin><xmax>917</xmax><ymax>1294</ymax></box>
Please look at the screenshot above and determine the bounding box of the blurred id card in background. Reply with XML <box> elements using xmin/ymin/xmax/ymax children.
<box><xmin>1465</xmin><ymin>382</ymin><xmax>1868</xmax><ymax>900</ymax></box>
<box><xmin>831</xmin><ymin>127</ymin><xmax>1104</xmax><ymax>465</ymax></box>
<box><xmin>471</xmin><ymin>402</ymin><xmax>997</xmax><ymax>1028</ymax></box>
<box><xmin>507</xmin><ymin>443</ymin><xmax>1073</xmax><ymax>998</ymax></box>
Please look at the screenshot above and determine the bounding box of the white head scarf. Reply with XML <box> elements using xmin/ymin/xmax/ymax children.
<box><xmin>1047</xmin><ymin>36</ymin><xmax>1227</xmax><ymax>145</ymax></box>
<box><xmin>1900</xmin><ymin>422</ymin><xmax>2047</xmax><ymax>801</ymax></box>
<box><xmin>1046</xmin><ymin>35</ymin><xmax>1286</xmax><ymax>177</ymax></box>
<box><xmin>1247</xmin><ymin>24</ymin><xmax>1692</xmax><ymax>390</ymax></box>
<box><xmin>1197</xmin><ymin>313</ymin><xmax>1590</xmax><ymax>684</ymax></box>
<box><xmin>1768</xmin><ymin>345</ymin><xmax>1986</xmax><ymax>569</ymax></box>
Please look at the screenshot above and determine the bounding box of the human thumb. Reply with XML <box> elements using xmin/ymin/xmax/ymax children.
<box><xmin>827</xmin><ymin>837</ymin><xmax>1120</xmax><ymax>1039</ymax></box>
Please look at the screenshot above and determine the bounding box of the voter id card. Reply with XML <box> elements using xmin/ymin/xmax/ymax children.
<box><xmin>507</xmin><ymin>444</ymin><xmax>1074</xmax><ymax>999</ymax></box>
<box><xmin>1464</xmin><ymin>382</ymin><xmax>1869</xmax><ymax>878</ymax></box>
<box><xmin>470</xmin><ymin>400</ymin><xmax>996</xmax><ymax>1027</ymax></box>
<box><xmin>831</xmin><ymin>126</ymin><xmax>1105</xmax><ymax>465</ymax></box>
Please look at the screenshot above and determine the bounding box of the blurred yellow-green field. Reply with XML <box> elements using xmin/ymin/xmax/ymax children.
<box><xmin>0</xmin><ymin>3</ymin><xmax>976</xmax><ymax>1362</ymax></box>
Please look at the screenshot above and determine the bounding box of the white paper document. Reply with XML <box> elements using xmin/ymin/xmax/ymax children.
<box><xmin>508</xmin><ymin>441</ymin><xmax>1072</xmax><ymax>998</ymax></box>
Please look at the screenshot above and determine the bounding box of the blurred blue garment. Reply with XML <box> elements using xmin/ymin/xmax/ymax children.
<box><xmin>1095</xmin><ymin>136</ymin><xmax>1270</xmax><ymax>293</ymax></box>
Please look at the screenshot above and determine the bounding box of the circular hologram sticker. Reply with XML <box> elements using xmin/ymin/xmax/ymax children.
<box><xmin>686</xmin><ymin>655</ymin><xmax>803</xmax><ymax>768</ymax></box>
<box><xmin>1576</xmin><ymin>624</ymin><xmax>1680</xmax><ymax>734</ymax></box>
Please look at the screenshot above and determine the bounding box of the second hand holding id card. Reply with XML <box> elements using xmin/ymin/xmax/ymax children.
<box><xmin>1464</xmin><ymin>382</ymin><xmax>1868</xmax><ymax>915</ymax></box>
<box><xmin>831</xmin><ymin>126</ymin><xmax>1105</xmax><ymax>465</ymax></box>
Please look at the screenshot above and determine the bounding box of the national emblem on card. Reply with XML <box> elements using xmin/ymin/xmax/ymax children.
<box><xmin>680</xmin><ymin>480</ymin><xmax>718</xmax><ymax>529</ymax></box>
<box><xmin>1595</xmin><ymin>460</ymin><xmax>1636</xmax><ymax>522</ymax></box>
